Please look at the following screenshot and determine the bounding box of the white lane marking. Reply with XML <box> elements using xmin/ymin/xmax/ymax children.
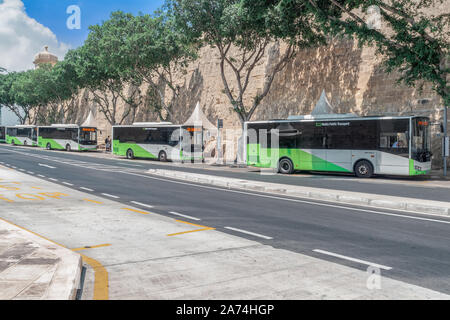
<box><xmin>313</xmin><ymin>249</ymin><xmax>392</xmax><ymax>271</ymax></box>
<box><xmin>130</xmin><ymin>201</ymin><xmax>154</xmax><ymax>209</ymax></box>
<box><xmin>101</xmin><ymin>193</ymin><xmax>120</xmax><ymax>199</ymax></box>
<box><xmin>62</xmin><ymin>182</ymin><xmax>74</xmax><ymax>186</ymax></box>
<box><xmin>224</xmin><ymin>227</ymin><xmax>273</xmax><ymax>240</ymax></box>
<box><xmin>169</xmin><ymin>211</ymin><xmax>201</xmax><ymax>221</ymax></box>
<box><xmin>49</xmin><ymin>178</ymin><xmax>58</xmax><ymax>182</ymax></box>
<box><xmin>38</xmin><ymin>163</ymin><xmax>56</xmax><ymax>169</ymax></box>
<box><xmin>118</xmin><ymin>163</ymin><xmax>143</xmax><ymax>167</ymax></box>
<box><xmin>124</xmin><ymin>172</ymin><xmax>450</xmax><ymax>226</ymax></box>
<box><xmin>12</xmin><ymin>166</ymin><xmax>16</xmax><ymax>169</ymax></box>
<box><xmin>6</xmin><ymin>148</ymin><xmax>450</xmax><ymax>226</ymax></box>
<box><xmin>38</xmin><ymin>175</ymin><xmax>45</xmax><ymax>178</ymax></box>
<box><xmin>80</xmin><ymin>187</ymin><xmax>94</xmax><ymax>192</ymax></box>
<box><xmin>27</xmin><ymin>171</ymin><xmax>34</xmax><ymax>174</ymax></box>
<box><xmin>19</xmin><ymin>169</ymin><xmax>25</xmax><ymax>172</ymax></box>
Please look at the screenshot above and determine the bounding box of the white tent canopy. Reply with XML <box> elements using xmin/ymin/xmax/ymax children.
<box><xmin>81</xmin><ymin>109</ymin><xmax>97</xmax><ymax>127</ymax></box>
<box><xmin>183</xmin><ymin>102</ymin><xmax>216</xmax><ymax>130</ymax></box>
<box><xmin>311</xmin><ymin>89</ymin><xmax>335</xmax><ymax>115</ymax></box>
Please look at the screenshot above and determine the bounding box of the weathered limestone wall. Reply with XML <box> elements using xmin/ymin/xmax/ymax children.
<box><xmin>68</xmin><ymin>36</ymin><xmax>447</xmax><ymax>167</ymax></box>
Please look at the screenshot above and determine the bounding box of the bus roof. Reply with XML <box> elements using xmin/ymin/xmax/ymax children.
<box><xmin>132</xmin><ymin>122</ymin><xmax>173</xmax><ymax>126</ymax></box>
<box><xmin>245</xmin><ymin>115</ymin><xmax>427</xmax><ymax>124</ymax></box>
<box><xmin>113</xmin><ymin>124</ymin><xmax>185</xmax><ymax>128</ymax></box>
<box><xmin>7</xmin><ymin>125</ymin><xmax>36</xmax><ymax>128</ymax></box>
<box><xmin>38</xmin><ymin>125</ymin><xmax>97</xmax><ymax>129</ymax></box>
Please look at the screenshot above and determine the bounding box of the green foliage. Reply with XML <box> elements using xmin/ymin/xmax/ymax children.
<box><xmin>248</xmin><ymin>0</ymin><xmax>449</xmax><ymax>106</ymax></box>
<box><xmin>168</xmin><ymin>0</ymin><xmax>325</xmax><ymax>125</ymax></box>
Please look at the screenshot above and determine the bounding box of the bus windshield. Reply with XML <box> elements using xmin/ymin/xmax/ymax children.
<box><xmin>80</xmin><ymin>128</ymin><xmax>97</xmax><ymax>144</ymax></box>
<box><xmin>412</xmin><ymin>118</ymin><xmax>431</xmax><ymax>153</ymax></box>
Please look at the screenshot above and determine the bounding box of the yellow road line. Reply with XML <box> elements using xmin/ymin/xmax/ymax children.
<box><xmin>167</xmin><ymin>220</ymin><xmax>215</xmax><ymax>237</ymax></box>
<box><xmin>122</xmin><ymin>208</ymin><xmax>152</xmax><ymax>215</ymax></box>
<box><xmin>72</xmin><ymin>243</ymin><xmax>112</xmax><ymax>251</ymax></box>
<box><xmin>0</xmin><ymin>217</ymin><xmax>109</xmax><ymax>300</ymax></box>
<box><xmin>83</xmin><ymin>198</ymin><xmax>103</xmax><ymax>204</ymax></box>
<box><xmin>78</xmin><ymin>253</ymin><xmax>109</xmax><ymax>300</ymax></box>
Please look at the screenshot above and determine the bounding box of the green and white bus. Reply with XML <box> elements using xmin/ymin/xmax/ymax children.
<box><xmin>6</xmin><ymin>125</ymin><xmax>38</xmax><ymax>146</ymax></box>
<box><xmin>245</xmin><ymin>115</ymin><xmax>432</xmax><ymax>178</ymax></box>
<box><xmin>38</xmin><ymin>124</ymin><xmax>98</xmax><ymax>151</ymax></box>
<box><xmin>0</xmin><ymin>126</ymin><xmax>5</xmax><ymax>143</ymax></box>
<box><xmin>112</xmin><ymin>122</ymin><xmax>203</xmax><ymax>162</ymax></box>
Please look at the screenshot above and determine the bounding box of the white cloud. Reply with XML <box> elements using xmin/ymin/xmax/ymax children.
<box><xmin>0</xmin><ymin>0</ymin><xmax>70</xmax><ymax>72</ymax></box>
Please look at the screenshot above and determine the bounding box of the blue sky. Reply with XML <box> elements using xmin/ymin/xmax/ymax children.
<box><xmin>22</xmin><ymin>0</ymin><xmax>165</xmax><ymax>49</ymax></box>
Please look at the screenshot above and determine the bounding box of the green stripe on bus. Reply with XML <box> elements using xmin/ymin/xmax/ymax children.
<box><xmin>247</xmin><ymin>144</ymin><xmax>351</xmax><ymax>173</ymax></box>
<box><xmin>38</xmin><ymin>138</ymin><xmax>64</xmax><ymax>150</ymax></box>
<box><xmin>409</xmin><ymin>159</ymin><xmax>429</xmax><ymax>176</ymax></box>
<box><xmin>113</xmin><ymin>142</ymin><xmax>156</xmax><ymax>159</ymax></box>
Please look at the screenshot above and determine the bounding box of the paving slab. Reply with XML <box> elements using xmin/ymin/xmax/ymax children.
<box><xmin>0</xmin><ymin>219</ymin><xmax>81</xmax><ymax>300</ymax></box>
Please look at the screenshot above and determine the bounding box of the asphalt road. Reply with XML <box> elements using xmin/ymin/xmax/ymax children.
<box><xmin>1</xmin><ymin>144</ymin><xmax>450</xmax><ymax>294</ymax></box>
<box><xmin>0</xmin><ymin>144</ymin><xmax>448</xmax><ymax>202</ymax></box>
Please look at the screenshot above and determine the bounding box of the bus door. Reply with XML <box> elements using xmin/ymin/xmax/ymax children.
<box><xmin>324</xmin><ymin>122</ymin><xmax>352</xmax><ymax>172</ymax></box>
<box><xmin>32</xmin><ymin>127</ymin><xmax>38</xmax><ymax>145</ymax></box>
<box><xmin>0</xmin><ymin>127</ymin><xmax>5</xmax><ymax>143</ymax></box>
<box><xmin>300</xmin><ymin>123</ymin><xmax>327</xmax><ymax>171</ymax></box>
<box><xmin>182</xmin><ymin>126</ymin><xmax>203</xmax><ymax>161</ymax></box>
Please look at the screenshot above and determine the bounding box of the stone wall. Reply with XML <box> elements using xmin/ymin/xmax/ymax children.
<box><xmin>67</xmin><ymin>35</ymin><xmax>447</xmax><ymax>168</ymax></box>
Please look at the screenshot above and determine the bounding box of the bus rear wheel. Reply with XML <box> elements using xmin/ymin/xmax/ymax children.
<box><xmin>158</xmin><ymin>151</ymin><xmax>167</xmax><ymax>162</ymax></box>
<box><xmin>126</xmin><ymin>149</ymin><xmax>134</xmax><ymax>160</ymax></box>
<box><xmin>278</xmin><ymin>158</ymin><xmax>294</xmax><ymax>174</ymax></box>
<box><xmin>354</xmin><ymin>160</ymin><xmax>374</xmax><ymax>178</ymax></box>
<box><xmin>66</xmin><ymin>144</ymin><xmax>71</xmax><ymax>152</ymax></box>
<box><xmin>46</xmin><ymin>143</ymin><xmax>51</xmax><ymax>150</ymax></box>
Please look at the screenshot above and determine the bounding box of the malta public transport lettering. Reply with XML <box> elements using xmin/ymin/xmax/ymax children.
<box><xmin>317</xmin><ymin>122</ymin><xmax>350</xmax><ymax>127</ymax></box>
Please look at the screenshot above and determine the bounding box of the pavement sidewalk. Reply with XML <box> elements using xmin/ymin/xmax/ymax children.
<box><xmin>1</xmin><ymin>165</ymin><xmax>449</xmax><ymax>300</ymax></box>
<box><xmin>148</xmin><ymin>169</ymin><xmax>450</xmax><ymax>217</ymax></box>
<box><xmin>0</xmin><ymin>219</ymin><xmax>82</xmax><ymax>300</ymax></box>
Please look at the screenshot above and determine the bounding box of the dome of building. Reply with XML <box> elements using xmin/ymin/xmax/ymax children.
<box><xmin>33</xmin><ymin>46</ymin><xmax>58</xmax><ymax>68</ymax></box>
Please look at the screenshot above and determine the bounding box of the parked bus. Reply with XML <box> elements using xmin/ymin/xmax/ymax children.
<box><xmin>112</xmin><ymin>122</ymin><xmax>203</xmax><ymax>162</ymax></box>
<box><xmin>6</xmin><ymin>125</ymin><xmax>38</xmax><ymax>146</ymax></box>
<box><xmin>38</xmin><ymin>124</ymin><xmax>98</xmax><ymax>151</ymax></box>
<box><xmin>0</xmin><ymin>126</ymin><xmax>5</xmax><ymax>143</ymax></box>
<box><xmin>245</xmin><ymin>115</ymin><xmax>432</xmax><ymax>178</ymax></box>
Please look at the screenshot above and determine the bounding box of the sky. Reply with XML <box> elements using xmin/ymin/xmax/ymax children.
<box><xmin>0</xmin><ymin>0</ymin><xmax>165</xmax><ymax>72</ymax></box>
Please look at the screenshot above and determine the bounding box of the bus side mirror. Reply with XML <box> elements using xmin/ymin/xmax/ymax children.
<box><xmin>440</xmin><ymin>123</ymin><xmax>444</xmax><ymax>133</ymax></box>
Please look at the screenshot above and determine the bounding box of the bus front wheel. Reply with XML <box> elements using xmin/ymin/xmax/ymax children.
<box><xmin>46</xmin><ymin>143</ymin><xmax>51</xmax><ymax>150</ymax></box>
<box><xmin>126</xmin><ymin>149</ymin><xmax>134</xmax><ymax>160</ymax></box>
<box><xmin>354</xmin><ymin>160</ymin><xmax>374</xmax><ymax>178</ymax></box>
<box><xmin>66</xmin><ymin>144</ymin><xmax>71</xmax><ymax>152</ymax></box>
<box><xmin>158</xmin><ymin>151</ymin><xmax>167</xmax><ymax>162</ymax></box>
<box><xmin>278</xmin><ymin>158</ymin><xmax>294</xmax><ymax>174</ymax></box>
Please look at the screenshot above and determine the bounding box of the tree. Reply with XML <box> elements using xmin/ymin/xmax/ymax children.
<box><xmin>0</xmin><ymin>71</ymin><xmax>40</xmax><ymax>125</ymax></box>
<box><xmin>35</xmin><ymin>61</ymin><xmax>81</xmax><ymax>125</ymax></box>
<box><xmin>122</xmin><ymin>12</ymin><xmax>196</xmax><ymax>122</ymax></box>
<box><xmin>168</xmin><ymin>0</ymin><xmax>325</xmax><ymax>127</ymax></box>
<box><xmin>247</xmin><ymin>0</ymin><xmax>449</xmax><ymax>106</ymax></box>
<box><xmin>66</xmin><ymin>13</ymin><xmax>144</xmax><ymax>126</ymax></box>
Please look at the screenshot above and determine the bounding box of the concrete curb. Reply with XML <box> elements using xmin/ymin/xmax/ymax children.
<box><xmin>0</xmin><ymin>219</ymin><xmax>82</xmax><ymax>300</ymax></box>
<box><xmin>148</xmin><ymin>169</ymin><xmax>450</xmax><ymax>217</ymax></box>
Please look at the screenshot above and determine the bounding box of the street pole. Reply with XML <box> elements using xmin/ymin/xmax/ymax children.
<box><xmin>444</xmin><ymin>105</ymin><xmax>448</xmax><ymax>176</ymax></box>
<box><xmin>217</xmin><ymin>119</ymin><xmax>223</xmax><ymax>165</ymax></box>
